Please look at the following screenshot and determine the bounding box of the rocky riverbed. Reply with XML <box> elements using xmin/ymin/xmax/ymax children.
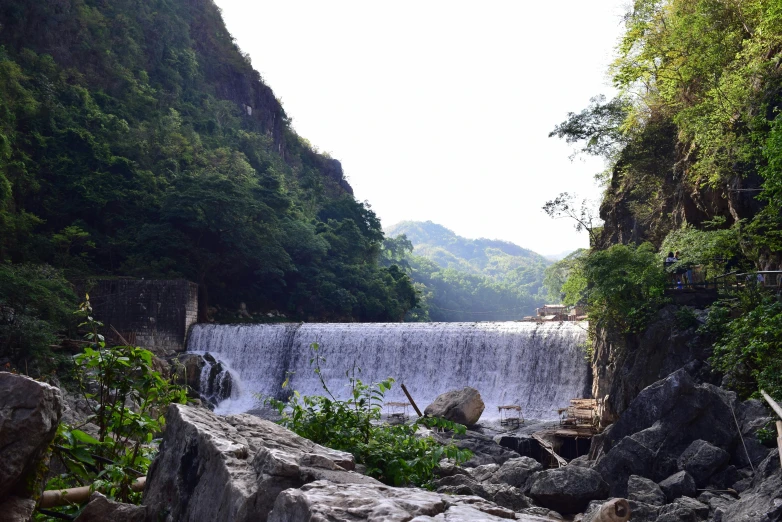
<box><xmin>1</xmin><ymin>358</ymin><xmax>781</xmax><ymax>521</ymax></box>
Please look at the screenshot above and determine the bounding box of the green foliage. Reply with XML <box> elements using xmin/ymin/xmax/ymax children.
<box><xmin>659</xmin><ymin>222</ymin><xmax>748</xmax><ymax>277</ymax></box>
<box><xmin>551</xmin><ymin>0</ymin><xmax>782</xmax><ymax>269</ymax></box>
<box><xmin>708</xmin><ymin>294</ymin><xmax>782</xmax><ymax>400</ymax></box>
<box><xmin>543</xmin><ymin>249</ymin><xmax>588</xmax><ymax>303</ymax></box>
<box><xmin>45</xmin><ymin>299</ymin><xmax>186</xmax><ymax>517</ymax></box>
<box><xmin>0</xmin><ymin>1</ymin><xmax>416</xmax><ymax>323</ymax></box>
<box><xmin>576</xmin><ymin>243</ymin><xmax>668</xmax><ymax>332</ymax></box>
<box><xmin>549</xmin><ymin>95</ymin><xmax>630</xmax><ymax>159</ymax></box>
<box><xmin>269</xmin><ymin>343</ymin><xmax>472</xmax><ymax>488</ymax></box>
<box><xmin>0</xmin><ymin>263</ymin><xmax>76</xmax><ymax>375</ymax></box>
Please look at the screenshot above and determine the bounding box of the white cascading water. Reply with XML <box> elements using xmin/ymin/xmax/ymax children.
<box><xmin>187</xmin><ymin>321</ymin><xmax>589</xmax><ymax>420</ymax></box>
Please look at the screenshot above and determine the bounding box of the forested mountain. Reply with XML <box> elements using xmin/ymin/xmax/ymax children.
<box><xmin>383</xmin><ymin>221</ymin><xmax>550</xmax><ymax>321</ymax></box>
<box><xmin>0</xmin><ymin>0</ymin><xmax>417</xmax><ymax>331</ymax></box>
<box><xmin>552</xmin><ymin>0</ymin><xmax>782</xmax><ymax>264</ymax></box>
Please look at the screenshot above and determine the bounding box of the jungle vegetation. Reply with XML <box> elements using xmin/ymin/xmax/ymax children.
<box><xmin>0</xmin><ymin>0</ymin><xmax>419</xmax><ymax>370</ymax></box>
<box><xmin>549</xmin><ymin>0</ymin><xmax>782</xmax><ymax>397</ymax></box>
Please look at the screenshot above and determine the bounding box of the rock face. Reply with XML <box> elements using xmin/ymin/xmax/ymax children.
<box><xmin>528</xmin><ymin>466</ymin><xmax>610</xmax><ymax>514</ymax></box>
<box><xmin>591</xmin><ymin>305</ymin><xmax>716</xmax><ymax>422</ymax></box>
<box><xmin>425</xmin><ymin>387</ymin><xmax>485</xmax><ymax>426</ymax></box>
<box><xmin>594</xmin><ymin>369</ymin><xmax>738</xmax><ymax>496</ymax></box>
<box><xmin>627</xmin><ymin>475</ymin><xmax>666</xmax><ymax>506</ymax></box>
<box><xmin>143</xmin><ymin>404</ymin><xmax>375</xmax><ymax>522</ymax></box>
<box><xmin>677</xmin><ymin>439</ymin><xmax>730</xmax><ymax>487</ymax></box>
<box><xmin>658</xmin><ymin>471</ymin><xmax>697</xmax><ymax>502</ymax></box>
<box><xmin>434</xmin><ymin>430</ymin><xmax>519</xmax><ymax>467</ymax></box>
<box><xmin>721</xmin><ymin>450</ymin><xmax>782</xmax><ymax>522</ymax></box>
<box><xmin>0</xmin><ymin>372</ymin><xmax>62</xmax><ymax>501</ymax></box>
<box><xmin>268</xmin><ymin>480</ymin><xmax>559</xmax><ymax>522</ymax></box>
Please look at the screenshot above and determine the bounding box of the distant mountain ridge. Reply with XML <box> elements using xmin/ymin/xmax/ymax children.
<box><xmin>385</xmin><ymin>221</ymin><xmax>550</xmax><ymax>288</ymax></box>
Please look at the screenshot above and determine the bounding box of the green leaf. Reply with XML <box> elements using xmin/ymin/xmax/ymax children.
<box><xmin>71</xmin><ymin>429</ymin><xmax>101</xmax><ymax>445</ymax></box>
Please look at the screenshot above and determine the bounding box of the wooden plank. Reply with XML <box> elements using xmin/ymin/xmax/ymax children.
<box><xmin>761</xmin><ymin>390</ymin><xmax>782</xmax><ymax>419</ymax></box>
<box><xmin>532</xmin><ymin>433</ymin><xmax>568</xmax><ymax>468</ymax></box>
<box><xmin>761</xmin><ymin>391</ymin><xmax>782</xmax><ymax>468</ymax></box>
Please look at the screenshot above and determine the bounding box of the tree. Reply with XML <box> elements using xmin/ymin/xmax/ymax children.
<box><xmin>543</xmin><ymin>192</ymin><xmax>603</xmax><ymax>247</ymax></box>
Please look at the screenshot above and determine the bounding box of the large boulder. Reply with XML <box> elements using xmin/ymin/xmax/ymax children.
<box><xmin>721</xmin><ymin>450</ymin><xmax>782</xmax><ymax>522</ymax></box>
<box><xmin>627</xmin><ymin>475</ymin><xmax>665</xmax><ymax>506</ymax></box>
<box><xmin>143</xmin><ymin>404</ymin><xmax>376</xmax><ymax>522</ymax></box>
<box><xmin>0</xmin><ymin>372</ymin><xmax>62</xmax><ymax>501</ymax></box>
<box><xmin>656</xmin><ymin>496</ymin><xmax>709</xmax><ymax>522</ymax></box>
<box><xmin>434</xmin><ymin>430</ymin><xmax>520</xmax><ymax>467</ymax></box>
<box><xmin>75</xmin><ymin>492</ymin><xmax>149</xmax><ymax>522</ymax></box>
<box><xmin>595</xmin><ymin>369</ymin><xmax>739</xmax><ymax>496</ymax></box>
<box><xmin>528</xmin><ymin>466</ymin><xmax>610</xmax><ymax>514</ymax></box>
<box><xmin>658</xmin><ymin>470</ymin><xmax>697</xmax><ymax>502</ymax></box>
<box><xmin>434</xmin><ymin>473</ymin><xmax>530</xmax><ymax>512</ymax></box>
<box><xmin>425</xmin><ymin>387</ymin><xmax>485</xmax><ymax>426</ymax></box>
<box><xmin>677</xmin><ymin>439</ymin><xmax>730</xmax><ymax>487</ymax></box>
<box><xmin>268</xmin><ymin>480</ymin><xmax>560</xmax><ymax>522</ymax></box>
<box><xmin>490</xmin><ymin>457</ymin><xmax>543</xmax><ymax>490</ymax></box>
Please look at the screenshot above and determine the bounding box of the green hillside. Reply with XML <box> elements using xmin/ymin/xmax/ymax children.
<box><xmin>384</xmin><ymin>221</ymin><xmax>551</xmax><ymax>321</ymax></box>
<box><xmin>0</xmin><ymin>0</ymin><xmax>418</xmax><ymax>369</ymax></box>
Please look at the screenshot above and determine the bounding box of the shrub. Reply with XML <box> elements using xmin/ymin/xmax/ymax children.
<box><xmin>268</xmin><ymin>343</ymin><xmax>472</xmax><ymax>488</ymax></box>
<box><xmin>567</xmin><ymin>243</ymin><xmax>668</xmax><ymax>332</ymax></box>
<box><xmin>709</xmin><ymin>294</ymin><xmax>782</xmax><ymax>400</ymax></box>
<box><xmin>42</xmin><ymin>298</ymin><xmax>186</xmax><ymax>518</ymax></box>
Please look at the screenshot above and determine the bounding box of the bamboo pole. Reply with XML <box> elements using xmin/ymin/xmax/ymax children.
<box><xmin>400</xmin><ymin>383</ymin><xmax>423</xmax><ymax>417</ymax></box>
<box><xmin>593</xmin><ymin>498</ymin><xmax>630</xmax><ymax>522</ymax></box>
<box><xmin>760</xmin><ymin>390</ymin><xmax>782</xmax><ymax>468</ymax></box>
<box><xmin>39</xmin><ymin>477</ymin><xmax>145</xmax><ymax>508</ymax></box>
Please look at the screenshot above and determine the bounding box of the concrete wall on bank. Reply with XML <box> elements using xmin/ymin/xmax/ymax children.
<box><xmin>88</xmin><ymin>279</ymin><xmax>198</xmax><ymax>355</ymax></box>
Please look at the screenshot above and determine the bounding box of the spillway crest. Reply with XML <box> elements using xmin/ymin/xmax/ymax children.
<box><xmin>187</xmin><ymin>322</ymin><xmax>589</xmax><ymax>420</ymax></box>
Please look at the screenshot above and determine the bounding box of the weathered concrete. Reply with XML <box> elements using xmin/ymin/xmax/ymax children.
<box><xmin>87</xmin><ymin>279</ymin><xmax>198</xmax><ymax>355</ymax></box>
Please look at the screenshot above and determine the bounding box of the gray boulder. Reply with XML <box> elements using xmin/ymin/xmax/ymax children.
<box><xmin>656</xmin><ymin>496</ymin><xmax>709</xmax><ymax>522</ymax></box>
<box><xmin>425</xmin><ymin>387</ymin><xmax>485</xmax><ymax>426</ymax></box>
<box><xmin>627</xmin><ymin>475</ymin><xmax>666</xmax><ymax>506</ymax></box>
<box><xmin>0</xmin><ymin>372</ymin><xmax>62</xmax><ymax>500</ymax></box>
<box><xmin>268</xmin><ymin>480</ymin><xmax>559</xmax><ymax>521</ymax></box>
<box><xmin>721</xmin><ymin>449</ymin><xmax>782</xmax><ymax>522</ymax></box>
<box><xmin>75</xmin><ymin>492</ymin><xmax>149</xmax><ymax>522</ymax></box>
<box><xmin>731</xmin><ymin>436</ymin><xmax>771</xmax><ymax>470</ymax></box>
<box><xmin>528</xmin><ymin>466</ymin><xmax>609</xmax><ymax>514</ymax></box>
<box><xmin>595</xmin><ymin>370</ymin><xmax>739</xmax><ymax>495</ymax></box>
<box><xmin>489</xmin><ymin>457</ymin><xmax>543</xmax><ymax>490</ymax></box>
<box><xmin>677</xmin><ymin>439</ymin><xmax>730</xmax><ymax>487</ymax></box>
<box><xmin>659</xmin><ymin>470</ymin><xmax>697</xmax><ymax>502</ymax></box>
<box><xmin>435</xmin><ymin>430</ymin><xmax>520</xmax><ymax>467</ymax></box>
<box><xmin>143</xmin><ymin>404</ymin><xmax>375</xmax><ymax>522</ymax></box>
<box><xmin>434</xmin><ymin>473</ymin><xmax>530</xmax><ymax>511</ymax></box>
<box><xmin>0</xmin><ymin>497</ymin><xmax>36</xmax><ymax>522</ymax></box>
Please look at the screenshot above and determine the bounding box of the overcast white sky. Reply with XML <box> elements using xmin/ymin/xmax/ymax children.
<box><xmin>214</xmin><ymin>0</ymin><xmax>628</xmax><ymax>257</ymax></box>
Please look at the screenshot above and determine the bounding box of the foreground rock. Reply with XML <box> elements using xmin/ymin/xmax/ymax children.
<box><xmin>594</xmin><ymin>369</ymin><xmax>740</xmax><ymax>496</ymax></box>
<box><xmin>425</xmin><ymin>387</ymin><xmax>485</xmax><ymax>426</ymax></box>
<box><xmin>721</xmin><ymin>450</ymin><xmax>782</xmax><ymax>522</ymax></box>
<box><xmin>0</xmin><ymin>372</ymin><xmax>62</xmax><ymax>519</ymax></box>
<box><xmin>434</xmin><ymin>430</ymin><xmax>520</xmax><ymax>467</ymax></box>
<box><xmin>143</xmin><ymin>404</ymin><xmax>377</xmax><ymax>521</ymax></box>
<box><xmin>528</xmin><ymin>466</ymin><xmax>609</xmax><ymax>514</ymax></box>
<box><xmin>75</xmin><ymin>492</ymin><xmax>149</xmax><ymax>522</ymax></box>
<box><xmin>268</xmin><ymin>480</ymin><xmax>561</xmax><ymax>521</ymax></box>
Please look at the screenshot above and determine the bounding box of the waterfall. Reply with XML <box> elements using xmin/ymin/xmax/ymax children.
<box><xmin>187</xmin><ymin>321</ymin><xmax>589</xmax><ymax>421</ymax></box>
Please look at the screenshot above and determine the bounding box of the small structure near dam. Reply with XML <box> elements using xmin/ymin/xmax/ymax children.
<box><xmin>87</xmin><ymin>278</ymin><xmax>198</xmax><ymax>355</ymax></box>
